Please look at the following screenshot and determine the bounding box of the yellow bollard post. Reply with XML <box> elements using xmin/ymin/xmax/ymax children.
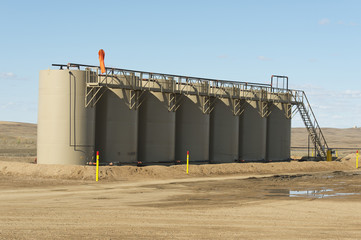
<box><xmin>186</xmin><ymin>151</ymin><xmax>189</xmax><ymax>174</ymax></box>
<box><xmin>356</xmin><ymin>150</ymin><xmax>359</xmax><ymax>169</ymax></box>
<box><xmin>96</xmin><ymin>151</ymin><xmax>99</xmax><ymax>181</ymax></box>
<box><xmin>326</xmin><ymin>149</ymin><xmax>332</xmax><ymax>161</ymax></box>
<box><xmin>336</xmin><ymin>150</ymin><xmax>338</xmax><ymax>158</ymax></box>
<box><xmin>311</xmin><ymin>150</ymin><xmax>314</xmax><ymax>157</ymax></box>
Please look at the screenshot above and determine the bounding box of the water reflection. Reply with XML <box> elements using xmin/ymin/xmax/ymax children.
<box><xmin>289</xmin><ymin>189</ymin><xmax>358</xmax><ymax>198</ymax></box>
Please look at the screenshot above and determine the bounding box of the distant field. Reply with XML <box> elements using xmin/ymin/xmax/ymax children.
<box><xmin>0</xmin><ymin>121</ymin><xmax>37</xmax><ymax>163</ymax></box>
<box><xmin>291</xmin><ymin>127</ymin><xmax>361</xmax><ymax>157</ymax></box>
<box><xmin>1</xmin><ymin>121</ymin><xmax>360</xmax><ymax>163</ymax></box>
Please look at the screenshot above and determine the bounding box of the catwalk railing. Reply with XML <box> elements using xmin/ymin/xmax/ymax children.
<box><xmin>52</xmin><ymin>63</ymin><xmax>329</xmax><ymax>159</ymax></box>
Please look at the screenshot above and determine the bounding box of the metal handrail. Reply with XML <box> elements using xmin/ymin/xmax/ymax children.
<box><xmin>301</xmin><ymin>91</ymin><xmax>328</xmax><ymax>149</ymax></box>
<box><xmin>52</xmin><ymin>63</ymin><xmax>315</xmax><ymax>104</ymax></box>
<box><xmin>54</xmin><ymin>63</ymin><xmax>329</xmax><ymax>157</ymax></box>
<box><xmin>52</xmin><ymin>63</ymin><xmax>272</xmax><ymax>88</ymax></box>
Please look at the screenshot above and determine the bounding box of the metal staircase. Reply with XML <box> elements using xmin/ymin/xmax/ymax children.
<box><xmin>271</xmin><ymin>75</ymin><xmax>329</xmax><ymax>160</ymax></box>
<box><xmin>291</xmin><ymin>90</ymin><xmax>328</xmax><ymax>159</ymax></box>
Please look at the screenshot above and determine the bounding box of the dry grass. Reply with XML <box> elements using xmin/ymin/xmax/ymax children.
<box><xmin>291</xmin><ymin>127</ymin><xmax>361</xmax><ymax>157</ymax></box>
<box><xmin>1</xmin><ymin>121</ymin><xmax>361</xmax><ymax>163</ymax></box>
<box><xmin>0</xmin><ymin>121</ymin><xmax>36</xmax><ymax>160</ymax></box>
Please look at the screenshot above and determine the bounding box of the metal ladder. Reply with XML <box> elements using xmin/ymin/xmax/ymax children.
<box><xmin>292</xmin><ymin>91</ymin><xmax>328</xmax><ymax>159</ymax></box>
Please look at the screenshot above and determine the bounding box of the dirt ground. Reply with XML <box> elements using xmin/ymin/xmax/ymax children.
<box><xmin>1</xmin><ymin>122</ymin><xmax>361</xmax><ymax>239</ymax></box>
<box><xmin>1</xmin><ymin>169</ymin><xmax>361</xmax><ymax>239</ymax></box>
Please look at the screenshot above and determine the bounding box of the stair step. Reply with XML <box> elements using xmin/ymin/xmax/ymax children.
<box><xmin>299</xmin><ymin>99</ymin><xmax>328</xmax><ymax>160</ymax></box>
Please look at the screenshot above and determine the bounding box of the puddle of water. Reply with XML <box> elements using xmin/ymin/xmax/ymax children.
<box><xmin>265</xmin><ymin>172</ymin><xmax>361</xmax><ymax>199</ymax></box>
<box><xmin>289</xmin><ymin>189</ymin><xmax>359</xmax><ymax>198</ymax></box>
<box><xmin>289</xmin><ymin>189</ymin><xmax>332</xmax><ymax>198</ymax></box>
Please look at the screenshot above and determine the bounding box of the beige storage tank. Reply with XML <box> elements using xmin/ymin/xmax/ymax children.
<box><xmin>209</xmin><ymin>98</ymin><xmax>239</xmax><ymax>163</ymax></box>
<box><xmin>95</xmin><ymin>87</ymin><xmax>138</xmax><ymax>164</ymax></box>
<box><xmin>266</xmin><ymin>94</ymin><xmax>291</xmax><ymax>161</ymax></box>
<box><xmin>138</xmin><ymin>91</ymin><xmax>175</xmax><ymax>163</ymax></box>
<box><xmin>37</xmin><ymin>70</ymin><xmax>95</xmax><ymax>165</ymax></box>
<box><xmin>175</xmin><ymin>95</ymin><xmax>209</xmax><ymax>162</ymax></box>
<box><xmin>239</xmin><ymin>101</ymin><xmax>267</xmax><ymax>161</ymax></box>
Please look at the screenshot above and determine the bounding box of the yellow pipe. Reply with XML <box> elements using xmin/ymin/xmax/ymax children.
<box><xmin>96</xmin><ymin>151</ymin><xmax>99</xmax><ymax>181</ymax></box>
<box><xmin>326</xmin><ymin>149</ymin><xmax>332</xmax><ymax>161</ymax></box>
<box><xmin>357</xmin><ymin>151</ymin><xmax>359</xmax><ymax>169</ymax></box>
<box><xmin>186</xmin><ymin>151</ymin><xmax>189</xmax><ymax>174</ymax></box>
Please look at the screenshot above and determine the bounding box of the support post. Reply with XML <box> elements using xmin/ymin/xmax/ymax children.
<box><xmin>326</xmin><ymin>149</ymin><xmax>332</xmax><ymax>161</ymax></box>
<box><xmin>186</xmin><ymin>151</ymin><xmax>189</xmax><ymax>174</ymax></box>
<box><xmin>96</xmin><ymin>151</ymin><xmax>99</xmax><ymax>181</ymax></box>
<box><xmin>307</xmin><ymin>134</ymin><xmax>310</xmax><ymax>159</ymax></box>
<box><xmin>314</xmin><ymin>142</ymin><xmax>316</xmax><ymax>159</ymax></box>
<box><xmin>356</xmin><ymin>150</ymin><xmax>359</xmax><ymax>169</ymax></box>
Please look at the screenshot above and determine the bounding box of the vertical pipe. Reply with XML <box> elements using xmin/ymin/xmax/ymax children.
<box><xmin>314</xmin><ymin>142</ymin><xmax>316</xmax><ymax>159</ymax></box>
<box><xmin>308</xmin><ymin>134</ymin><xmax>310</xmax><ymax>159</ymax></box>
<box><xmin>96</xmin><ymin>151</ymin><xmax>99</xmax><ymax>181</ymax></box>
<box><xmin>186</xmin><ymin>151</ymin><xmax>189</xmax><ymax>174</ymax></box>
<box><xmin>356</xmin><ymin>150</ymin><xmax>359</xmax><ymax>169</ymax></box>
<box><xmin>327</xmin><ymin>149</ymin><xmax>332</xmax><ymax>161</ymax></box>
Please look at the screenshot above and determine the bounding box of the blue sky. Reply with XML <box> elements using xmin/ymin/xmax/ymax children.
<box><xmin>0</xmin><ymin>0</ymin><xmax>360</xmax><ymax>128</ymax></box>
